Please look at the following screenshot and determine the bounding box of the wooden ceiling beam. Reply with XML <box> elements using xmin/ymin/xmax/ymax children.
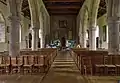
<box><xmin>46</xmin><ymin>5</ymin><xmax>80</xmax><ymax>9</ymax></box>
<box><xmin>44</xmin><ymin>0</ymin><xmax>82</xmax><ymax>3</ymax></box>
<box><xmin>22</xmin><ymin>6</ymin><xmax>29</xmax><ymax>11</ymax></box>
<box><xmin>49</xmin><ymin>10</ymin><xmax>78</xmax><ymax>14</ymax></box>
<box><xmin>50</xmin><ymin>13</ymin><xmax>77</xmax><ymax>15</ymax></box>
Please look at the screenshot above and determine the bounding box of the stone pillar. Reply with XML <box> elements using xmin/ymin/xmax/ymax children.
<box><xmin>32</xmin><ymin>27</ymin><xmax>39</xmax><ymax>50</ymax></box>
<box><xmin>81</xmin><ymin>9</ymin><xmax>88</xmax><ymax>48</ymax></box>
<box><xmin>8</xmin><ymin>0</ymin><xmax>23</xmax><ymax>56</ymax></box>
<box><xmin>81</xmin><ymin>26</ymin><xmax>87</xmax><ymax>48</ymax></box>
<box><xmin>107</xmin><ymin>0</ymin><xmax>120</xmax><ymax>55</ymax></box>
<box><xmin>88</xmin><ymin>0</ymin><xmax>100</xmax><ymax>50</ymax></box>
<box><xmin>99</xmin><ymin>27</ymin><xmax>103</xmax><ymax>48</ymax></box>
<box><xmin>89</xmin><ymin>27</ymin><xmax>96</xmax><ymax>50</ymax></box>
<box><xmin>41</xmin><ymin>34</ymin><xmax>45</xmax><ymax>48</ymax></box>
<box><xmin>9</xmin><ymin>16</ymin><xmax>20</xmax><ymax>56</ymax></box>
<box><xmin>108</xmin><ymin>17</ymin><xmax>119</xmax><ymax>55</ymax></box>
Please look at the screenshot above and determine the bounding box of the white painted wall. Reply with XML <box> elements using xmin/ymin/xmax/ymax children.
<box><xmin>97</xmin><ymin>14</ymin><xmax>108</xmax><ymax>49</ymax></box>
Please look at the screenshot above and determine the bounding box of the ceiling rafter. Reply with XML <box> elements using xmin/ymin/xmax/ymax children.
<box><xmin>43</xmin><ymin>0</ymin><xmax>85</xmax><ymax>15</ymax></box>
<box><xmin>46</xmin><ymin>5</ymin><xmax>80</xmax><ymax>10</ymax></box>
<box><xmin>22</xmin><ymin>6</ymin><xmax>29</xmax><ymax>11</ymax></box>
<box><xmin>43</xmin><ymin>0</ymin><xmax>83</xmax><ymax>3</ymax></box>
<box><xmin>0</xmin><ymin>0</ymin><xmax>107</xmax><ymax>18</ymax></box>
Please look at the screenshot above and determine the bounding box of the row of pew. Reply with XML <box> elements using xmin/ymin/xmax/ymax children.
<box><xmin>71</xmin><ymin>48</ymin><xmax>120</xmax><ymax>76</ymax></box>
<box><xmin>0</xmin><ymin>48</ymin><xmax>57</xmax><ymax>75</ymax></box>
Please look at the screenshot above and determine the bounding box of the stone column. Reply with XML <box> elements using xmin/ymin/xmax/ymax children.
<box><xmin>41</xmin><ymin>34</ymin><xmax>45</xmax><ymax>48</ymax></box>
<box><xmin>81</xmin><ymin>30</ymin><xmax>87</xmax><ymax>48</ymax></box>
<box><xmin>107</xmin><ymin>0</ymin><xmax>120</xmax><ymax>55</ymax></box>
<box><xmin>88</xmin><ymin>0</ymin><xmax>100</xmax><ymax>50</ymax></box>
<box><xmin>8</xmin><ymin>0</ymin><xmax>22</xmax><ymax>56</ymax></box>
<box><xmin>81</xmin><ymin>19</ymin><xmax>87</xmax><ymax>48</ymax></box>
<box><xmin>32</xmin><ymin>27</ymin><xmax>39</xmax><ymax>50</ymax></box>
<box><xmin>108</xmin><ymin>17</ymin><xmax>120</xmax><ymax>55</ymax></box>
<box><xmin>9</xmin><ymin>16</ymin><xmax>20</xmax><ymax>56</ymax></box>
<box><xmin>89</xmin><ymin>27</ymin><xmax>96</xmax><ymax>50</ymax></box>
<box><xmin>99</xmin><ymin>27</ymin><xmax>103</xmax><ymax>48</ymax></box>
<box><xmin>81</xmin><ymin>9</ymin><xmax>88</xmax><ymax>48</ymax></box>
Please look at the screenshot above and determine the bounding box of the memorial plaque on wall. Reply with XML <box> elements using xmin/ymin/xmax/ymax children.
<box><xmin>0</xmin><ymin>23</ymin><xmax>5</xmax><ymax>42</ymax></box>
<box><xmin>59</xmin><ymin>20</ymin><xmax>67</xmax><ymax>28</ymax></box>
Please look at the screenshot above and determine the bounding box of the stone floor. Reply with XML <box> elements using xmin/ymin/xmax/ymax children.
<box><xmin>0</xmin><ymin>51</ymin><xmax>120</xmax><ymax>83</ymax></box>
<box><xmin>40</xmin><ymin>51</ymin><xmax>119</xmax><ymax>83</ymax></box>
<box><xmin>41</xmin><ymin>51</ymin><xmax>84</xmax><ymax>83</ymax></box>
<box><xmin>0</xmin><ymin>74</ymin><xmax>44</xmax><ymax>83</ymax></box>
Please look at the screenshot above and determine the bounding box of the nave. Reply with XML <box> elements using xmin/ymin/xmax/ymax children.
<box><xmin>41</xmin><ymin>51</ymin><xmax>83</xmax><ymax>83</ymax></box>
<box><xmin>0</xmin><ymin>50</ymin><xmax>120</xmax><ymax>83</ymax></box>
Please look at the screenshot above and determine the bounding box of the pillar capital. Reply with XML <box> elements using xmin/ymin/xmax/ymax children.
<box><xmin>89</xmin><ymin>26</ymin><xmax>96</xmax><ymax>31</ymax></box>
<box><xmin>32</xmin><ymin>27</ymin><xmax>39</xmax><ymax>30</ymax></box>
<box><xmin>8</xmin><ymin>15</ymin><xmax>21</xmax><ymax>22</ymax></box>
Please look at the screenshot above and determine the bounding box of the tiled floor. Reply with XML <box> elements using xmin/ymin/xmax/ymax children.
<box><xmin>0</xmin><ymin>51</ymin><xmax>120</xmax><ymax>83</ymax></box>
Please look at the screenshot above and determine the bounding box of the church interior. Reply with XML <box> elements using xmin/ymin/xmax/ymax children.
<box><xmin>0</xmin><ymin>0</ymin><xmax>120</xmax><ymax>83</ymax></box>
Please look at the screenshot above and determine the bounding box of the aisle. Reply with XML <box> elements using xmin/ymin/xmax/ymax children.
<box><xmin>41</xmin><ymin>51</ymin><xmax>85</xmax><ymax>83</ymax></box>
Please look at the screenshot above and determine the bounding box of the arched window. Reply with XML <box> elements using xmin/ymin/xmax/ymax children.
<box><xmin>0</xmin><ymin>12</ymin><xmax>5</xmax><ymax>42</ymax></box>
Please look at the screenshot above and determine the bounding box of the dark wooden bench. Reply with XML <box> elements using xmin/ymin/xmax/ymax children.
<box><xmin>0</xmin><ymin>48</ymin><xmax>57</xmax><ymax>75</ymax></box>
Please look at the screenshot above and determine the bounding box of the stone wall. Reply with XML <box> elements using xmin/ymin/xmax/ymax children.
<box><xmin>50</xmin><ymin>15</ymin><xmax>77</xmax><ymax>41</ymax></box>
<box><xmin>97</xmin><ymin>14</ymin><xmax>108</xmax><ymax>49</ymax></box>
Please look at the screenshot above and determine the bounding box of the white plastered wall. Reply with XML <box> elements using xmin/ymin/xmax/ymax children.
<box><xmin>97</xmin><ymin>14</ymin><xmax>108</xmax><ymax>49</ymax></box>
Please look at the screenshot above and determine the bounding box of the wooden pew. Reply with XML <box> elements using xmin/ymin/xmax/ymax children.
<box><xmin>10</xmin><ymin>56</ymin><xmax>23</xmax><ymax>74</ymax></box>
<box><xmin>72</xmin><ymin>49</ymin><xmax>120</xmax><ymax>76</ymax></box>
<box><xmin>72</xmin><ymin>50</ymin><xmax>108</xmax><ymax>75</ymax></box>
<box><xmin>0</xmin><ymin>56</ymin><xmax>11</xmax><ymax>74</ymax></box>
<box><xmin>0</xmin><ymin>48</ymin><xmax>57</xmax><ymax>75</ymax></box>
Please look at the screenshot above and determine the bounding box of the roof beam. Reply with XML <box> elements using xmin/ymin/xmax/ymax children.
<box><xmin>50</xmin><ymin>13</ymin><xmax>77</xmax><ymax>15</ymax></box>
<box><xmin>49</xmin><ymin>10</ymin><xmax>78</xmax><ymax>14</ymax></box>
<box><xmin>46</xmin><ymin>5</ymin><xmax>80</xmax><ymax>9</ymax></box>
<box><xmin>22</xmin><ymin>6</ymin><xmax>29</xmax><ymax>11</ymax></box>
<box><xmin>44</xmin><ymin>0</ymin><xmax>82</xmax><ymax>3</ymax></box>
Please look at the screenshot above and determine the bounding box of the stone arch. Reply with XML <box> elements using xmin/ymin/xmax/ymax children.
<box><xmin>87</xmin><ymin>0</ymin><xmax>100</xmax><ymax>50</ymax></box>
<box><xmin>28</xmin><ymin>0</ymin><xmax>40</xmax><ymax>27</ymax></box>
<box><xmin>39</xmin><ymin>6</ymin><xmax>45</xmax><ymax>48</ymax></box>
<box><xmin>20</xmin><ymin>0</ymin><xmax>31</xmax><ymax>49</ymax></box>
<box><xmin>79</xmin><ymin>5</ymin><xmax>89</xmax><ymax>48</ymax></box>
<box><xmin>0</xmin><ymin>11</ymin><xmax>6</xmax><ymax>43</ymax></box>
<box><xmin>28</xmin><ymin>0</ymin><xmax>41</xmax><ymax>50</ymax></box>
<box><xmin>40</xmin><ymin>6</ymin><xmax>44</xmax><ymax>31</ymax></box>
<box><xmin>88</xmin><ymin>0</ymin><xmax>100</xmax><ymax>26</ymax></box>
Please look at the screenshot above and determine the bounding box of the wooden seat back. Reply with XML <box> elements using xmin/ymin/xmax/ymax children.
<box><xmin>33</xmin><ymin>55</ymin><xmax>45</xmax><ymax>65</ymax></box>
<box><xmin>4</xmin><ymin>56</ymin><xmax>11</xmax><ymax>65</ymax></box>
<box><xmin>23</xmin><ymin>55</ymin><xmax>34</xmax><ymax>65</ymax></box>
<box><xmin>11</xmin><ymin>56</ymin><xmax>23</xmax><ymax>65</ymax></box>
<box><xmin>81</xmin><ymin>56</ymin><xmax>91</xmax><ymax>66</ymax></box>
<box><xmin>110</xmin><ymin>55</ymin><xmax>120</xmax><ymax>65</ymax></box>
<box><xmin>11</xmin><ymin>57</ymin><xmax>17</xmax><ymax>65</ymax></box>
